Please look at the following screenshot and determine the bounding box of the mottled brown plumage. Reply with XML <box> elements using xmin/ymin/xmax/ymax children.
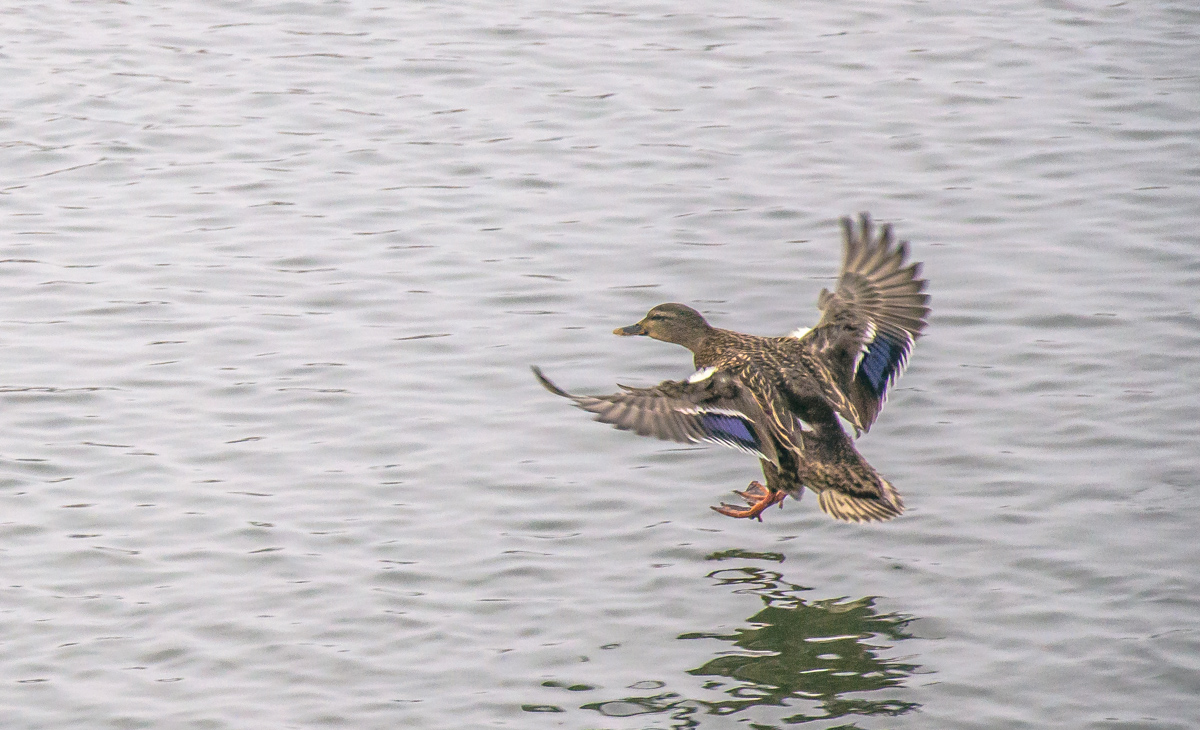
<box><xmin>534</xmin><ymin>213</ymin><xmax>929</xmax><ymax>523</ymax></box>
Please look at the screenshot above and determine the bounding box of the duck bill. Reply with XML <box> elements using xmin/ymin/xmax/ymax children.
<box><xmin>613</xmin><ymin>322</ymin><xmax>647</xmax><ymax>336</ymax></box>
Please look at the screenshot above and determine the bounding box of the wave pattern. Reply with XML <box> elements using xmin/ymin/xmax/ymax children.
<box><xmin>0</xmin><ymin>1</ymin><xmax>1196</xmax><ymax>728</ymax></box>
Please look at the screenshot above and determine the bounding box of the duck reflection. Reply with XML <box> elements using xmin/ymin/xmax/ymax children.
<box><xmin>580</xmin><ymin>564</ymin><xmax>921</xmax><ymax>728</ymax></box>
<box><xmin>684</xmin><ymin>566</ymin><xmax>920</xmax><ymax>722</ymax></box>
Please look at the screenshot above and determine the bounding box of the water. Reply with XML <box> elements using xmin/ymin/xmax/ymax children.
<box><xmin>1</xmin><ymin>1</ymin><xmax>1198</xmax><ymax>728</ymax></box>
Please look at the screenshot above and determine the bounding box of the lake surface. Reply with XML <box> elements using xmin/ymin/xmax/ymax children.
<box><xmin>1</xmin><ymin>1</ymin><xmax>1198</xmax><ymax>728</ymax></box>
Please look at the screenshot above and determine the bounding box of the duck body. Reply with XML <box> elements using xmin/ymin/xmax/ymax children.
<box><xmin>534</xmin><ymin>214</ymin><xmax>928</xmax><ymax>523</ymax></box>
<box><xmin>704</xmin><ymin>331</ymin><xmax>903</xmax><ymax>520</ymax></box>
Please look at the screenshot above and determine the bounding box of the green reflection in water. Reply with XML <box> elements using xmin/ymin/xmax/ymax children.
<box><xmin>686</xmin><ymin>566</ymin><xmax>920</xmax><ymax>723</ymax></box>
<box><xmin>578</xmin><ymin>565</ymin><xmax>921</xmax><ymax>728</ymax></box>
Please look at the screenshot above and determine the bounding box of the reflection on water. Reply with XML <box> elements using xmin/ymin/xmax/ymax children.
<box><xmin>682</xmin><ymin>565</ymin><xmax>920</xmax><ymax>724</ymax></box>
<box><xmin>566</xmin><ymin>561</ymin><xmax>921</xmax><ymax>728</ymax></box>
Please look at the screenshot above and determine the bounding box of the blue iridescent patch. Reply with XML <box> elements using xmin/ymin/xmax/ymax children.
<box><xmin>859</xmin><ymin>334</ymin><xmax>906</xmax><ymax>397</ymax></box>
<box><xmin>700</xmin><ymin>413</ymin><xmax>757</xmax><ymax>449</ymax></box>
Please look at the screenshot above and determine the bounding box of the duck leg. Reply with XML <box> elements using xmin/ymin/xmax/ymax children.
<box><xmin>711</xmin><ymin>481</ymin><xmax>787</xmax><ymax>521</ymax></box>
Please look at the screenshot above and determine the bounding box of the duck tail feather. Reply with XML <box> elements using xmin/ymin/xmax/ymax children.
<box><xmin>816</xmin><ymin>481</ymin><xmax>905</xmax><ymax>523</ymax></box>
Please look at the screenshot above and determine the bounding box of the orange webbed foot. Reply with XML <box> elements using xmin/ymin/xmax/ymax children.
<box><xmin>711</xmin><ymin>481</ymin><xmax>788</xmax><ymax>522</ymax></box>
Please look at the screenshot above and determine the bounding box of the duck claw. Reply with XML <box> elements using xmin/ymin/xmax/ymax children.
<box><xmin>733</xmin><ymin>481</ymin><xmax>771</xmax><ymax>502</ymax></box>
<box><xmin>712</xmin><ymin>502</ymin><xmax>766</xmax><ymax>521</ymax></box>
<box><xmin>710</xmin><ymin>481</ymin><xmax>786</xmax><ymax>522</ymax></box>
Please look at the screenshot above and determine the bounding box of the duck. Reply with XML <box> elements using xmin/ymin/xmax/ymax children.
<box><xmin>532</xmin><ymin>213</ymin><xmax>929</xmax><ymax>523</ymax></box>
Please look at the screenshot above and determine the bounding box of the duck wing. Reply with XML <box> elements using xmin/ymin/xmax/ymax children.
<box><xmin>532</xmin><ymin>365</ymin><xmax>780</xmax><ymax>466</ymax></box>
<box><xmin>798</xmin><ymin>213</ymin><xmax>929</xmax><ymax>434</ymax></box>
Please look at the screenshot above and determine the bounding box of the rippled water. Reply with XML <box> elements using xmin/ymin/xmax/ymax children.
<box><xmin>1</xmin><ymin>1</ymin><xmax>1198</xmax><ymax>728</ymax></box>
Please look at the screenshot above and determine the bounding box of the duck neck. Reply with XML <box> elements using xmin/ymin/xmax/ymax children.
<box><xmin>689</xmin><ymin>327</ymin><xmax>727</xmax><ymax>368</ymax></box>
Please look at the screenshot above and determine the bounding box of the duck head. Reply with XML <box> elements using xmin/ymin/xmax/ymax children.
<box><xmin>614</xmin><ymin>303</ymin><xmax>713</xmax><ymax>350</ymax></box>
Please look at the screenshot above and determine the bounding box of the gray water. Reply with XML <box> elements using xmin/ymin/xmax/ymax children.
<box><xmin>1</xmin><ymin>1</ymin><xmax>1198</xmax><ymax>728</ymax></box>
